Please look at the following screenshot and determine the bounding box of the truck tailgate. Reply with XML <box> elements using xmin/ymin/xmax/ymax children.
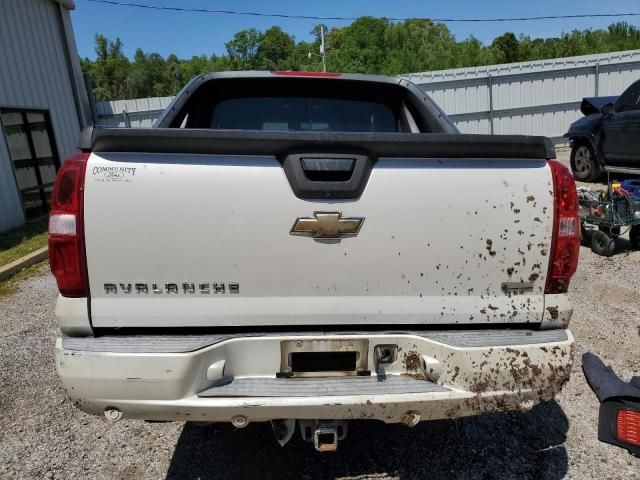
<box><xmin>84</xmin><ymin>149</ymin><xmax>553</xmax><ymax>328</ymax></box>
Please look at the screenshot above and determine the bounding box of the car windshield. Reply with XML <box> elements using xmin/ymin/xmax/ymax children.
<box><xmin>210</xmin><ymin>96</ymin><xmax>397</xmax><ymax>132</ymax></box>
<box><xmin>616</xmin><ymin>81</ymin><xmax>640</xmax><ymax>112</ymax></box>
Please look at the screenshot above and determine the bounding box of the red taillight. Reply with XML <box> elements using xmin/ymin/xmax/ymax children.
<box><xmin>617</xmin><ymin>409</ymin><xmax>640</xmax><ymax>446</ymax></box>
<box><xmin>545</xmin><ymin>160</ymin><xmax>580</xmax><ymax>294</ymax></box>
<box><xmin>49</xmin><ymin>152</ymin><xmax>90</xmax><ymax>297</ymax></box>
<box><xmin>271</xmin><ymin>71</ymin><xmax>342</xmax><ymax>77</ymax></box>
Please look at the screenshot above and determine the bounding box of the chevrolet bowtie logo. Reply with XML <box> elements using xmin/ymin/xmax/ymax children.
<box><xmin>290</xmin><ymin>212</ymin><xmax>364</xmax><ymax>239</ymax></box>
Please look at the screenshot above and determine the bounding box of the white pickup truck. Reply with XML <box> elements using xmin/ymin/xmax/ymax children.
<box><xmin>51</xmin><ymin>71</ymin><xmax>579</xmax><ymax>451</ymax></box>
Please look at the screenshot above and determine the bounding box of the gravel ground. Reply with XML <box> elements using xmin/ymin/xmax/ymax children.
<box><xmin>1</xmin><ymin>245</ymin><xmax>639</xmax><ymax>479</ymax></box>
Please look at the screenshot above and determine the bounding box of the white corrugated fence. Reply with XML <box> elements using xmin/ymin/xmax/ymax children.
<box><xmin>95</xmin><ymin>96</ymin><xmax>173</xmax><ymax>128</ymax></box>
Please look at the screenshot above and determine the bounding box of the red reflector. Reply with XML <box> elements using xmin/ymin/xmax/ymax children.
<box><xmin>54</xmin><ymin>168</ymin><xmax>81</xmax><ymax>209</ymax></box>
<box><xmin>617</xmin><ymin>409</ymin><xmax>640</xmax><ymax>446</ymax></box>
<box><xmin>545</xmin><ymin>160</ymin><xmax>580</xmax><ymax>294</ymax></box>
<box><xmin>49</xmin><ymin>152</ymin><xmax>90</xmax><ymax>297</ymax></box>
<box><xmin>271</xmin><ymin>71</ymin><xmax>342</xmax><ymax>77</ymax></box>
<box><xmin>49</xmin><ymin>237</ymin><xmax>87</xmax><ymax>296</ymax></box>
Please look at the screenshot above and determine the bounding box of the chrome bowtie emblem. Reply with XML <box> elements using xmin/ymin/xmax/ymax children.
<box><xmin>290</xmin><ymin>212</ymin><xmax>364</xmax><ymax>239</ymax></box>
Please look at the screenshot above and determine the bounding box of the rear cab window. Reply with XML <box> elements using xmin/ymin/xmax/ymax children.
<box><xmin>211</xmin><ymin>97</ymin><xmax>397</xmax><ymax>132</ymax></box>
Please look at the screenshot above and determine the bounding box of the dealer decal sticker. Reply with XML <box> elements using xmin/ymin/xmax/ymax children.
<box><xmin>92</xmin><ymin>165</ymin><xmax>137</xmax><ymax>183</ymax></box>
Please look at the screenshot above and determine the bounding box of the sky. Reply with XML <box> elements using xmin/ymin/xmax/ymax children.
<box><xmin>70</xmin><ymin>0</ymin><xmax>640</xmax><ymax>60</ymax></box>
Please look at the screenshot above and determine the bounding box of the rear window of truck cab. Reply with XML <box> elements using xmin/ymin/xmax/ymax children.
<box><xmin>210</xmin><ymin>97</ymin><xmax>397</xmax><ymax>133</ymax></box>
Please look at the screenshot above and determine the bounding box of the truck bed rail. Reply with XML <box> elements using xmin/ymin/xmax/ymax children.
<box><xmin>81</xmin><ymin>128</ymin><xmax>556</xmax><ymax>160</ymax></box>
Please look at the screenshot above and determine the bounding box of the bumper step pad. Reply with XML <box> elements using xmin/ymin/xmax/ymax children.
<box><xmin>62</xmin><ymin>329</ymin><xmax>568</xmax><ymax>353</ymax></box>
<box><xmin>198</xmin><ymin>375</ymin><xmax>449</xmax><ymax>398</ymax></box>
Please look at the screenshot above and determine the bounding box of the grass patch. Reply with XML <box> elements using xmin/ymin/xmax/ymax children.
<box><xmin>0</xmin><ymin>260</ymin><xmax>48</xmax><ymax>298</ymax></box>
<box><xmin>0</xmin><ymin>218</ymin><xmax>48</xmax><ymax>267</ymax></box>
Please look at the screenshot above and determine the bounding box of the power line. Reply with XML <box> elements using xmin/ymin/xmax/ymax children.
<box><xmin>83</xmin><ymin>0</ymin><xmax>640</xmax><ymax>23</ymax></box>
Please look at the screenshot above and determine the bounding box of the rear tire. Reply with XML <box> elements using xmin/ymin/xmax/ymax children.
<box><xmin>630</xmin><ymin>225</ymin><xmax>640</xmax><ymax>249</ymax></box>
<box><xmin>591</xmin><ymin>230</ymin><xmax>616</xmax><ymax>256</ymax></box>
<box><xmin>571</xmin><ymin>142</ymin><xmax>602</xmax><ymax>182</ymax></box>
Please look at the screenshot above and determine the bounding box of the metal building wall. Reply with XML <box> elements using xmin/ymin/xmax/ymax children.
<box><xmin>0</xmin><ymin>0</ymin><xmax>85</xmax><ymax>232</ymax></box>
<box><xmin>401</xmin><ymin>50</ymin><xmax>640</xmax><ymax>140</ymax></box>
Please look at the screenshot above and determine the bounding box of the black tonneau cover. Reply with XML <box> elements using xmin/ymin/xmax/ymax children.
<box><xmin>82</xmin><ymin>128</ymin><xmax>556</xmax><ymax>160</ymax></box>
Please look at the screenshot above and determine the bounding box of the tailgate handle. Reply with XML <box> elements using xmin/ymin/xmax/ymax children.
<box><xmin>301</xmin><ymin>158</ymin><xmax>355</xmax><ymax>182</ymax></box>
<box><xmin>283</xmin><ymin>153</ymin><xmax>372</xmax><ymax>200</ymax></box>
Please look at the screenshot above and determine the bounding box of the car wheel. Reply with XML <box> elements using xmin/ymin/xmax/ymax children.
<box><xmin>591</xmin><ymin>229</ymin><xmax>616</xmax><ymax>256</ymax></box>
<box><xmin>571</xmin><ymin>143</ymin><xmax>602</xmax><ymax>182</ymax></box>
<box><xmin>630</xmin><ymin>225</ymin><xmax>640</xmax><ymax>249</ymax></box>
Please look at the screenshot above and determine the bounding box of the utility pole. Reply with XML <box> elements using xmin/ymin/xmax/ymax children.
<box><xmin>320</xmin><ymin>25</ymin><xmax>327</xmax><ymax>72</ymax></box>
<box><xmin>308</xmin><ymin>25</ymin><xmax>328</xmax><ymax>72</ymax></box>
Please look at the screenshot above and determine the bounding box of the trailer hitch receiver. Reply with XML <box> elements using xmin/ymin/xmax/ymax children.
<box><xmin>299</xmin><ymin>420</ymin><xmax>348</xmax><ymax>452</ymax></box>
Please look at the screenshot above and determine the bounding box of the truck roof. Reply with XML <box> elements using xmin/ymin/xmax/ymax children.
<box><xmin>185</xmin><ymin>70</ymin><xmax>410</xmax><ymax>85</ymax></box>
<box><xmin>153</xmin><ymin>70</ymin><xmax>454</xmax><ymax>132</ymax></box>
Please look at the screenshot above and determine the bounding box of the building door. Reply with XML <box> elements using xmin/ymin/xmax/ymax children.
<box><xmin>1</xmin><ymin>109</ymin><xmax>60</xmax><ymax>219</ymax></box>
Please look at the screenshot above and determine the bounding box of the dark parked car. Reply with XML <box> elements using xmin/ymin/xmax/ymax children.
<box><xmin>565</xmin><ymin>79</ymin><xmax>640</xmax><ymax>182</ymax></box>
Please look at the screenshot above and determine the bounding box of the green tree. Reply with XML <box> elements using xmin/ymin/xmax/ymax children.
<box><xmin>258</xmin><ymin>27</ymin><xmax>295</xmax><ymax>70</ymax></box>
<box><xmin>95</xmin><ymin>34</ymin><xmax>108</xmax><ymax>61</ymax></box>
<box><xmin>164</xmin><ymin>54</ymin><xmax>182</xmax><ymax>94</ymax></box>
<box><xmin>491</xmin><ymin>32</ymin><xmax>520</xmax><ymax>63</ymax></box>
<box><xmin>225</xmin><ymin>28</ymin><xmax>261</xmax><ymax>69</ymax></box>
<box><xmin>327</xmin><ymin>17</ymin><xmax>391</xmax><ymax>73</ymax></box>
<box><xmin>89</xmin><ymin>34</ymin><xmax>130</xmax><ymax>100</ymax></box>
